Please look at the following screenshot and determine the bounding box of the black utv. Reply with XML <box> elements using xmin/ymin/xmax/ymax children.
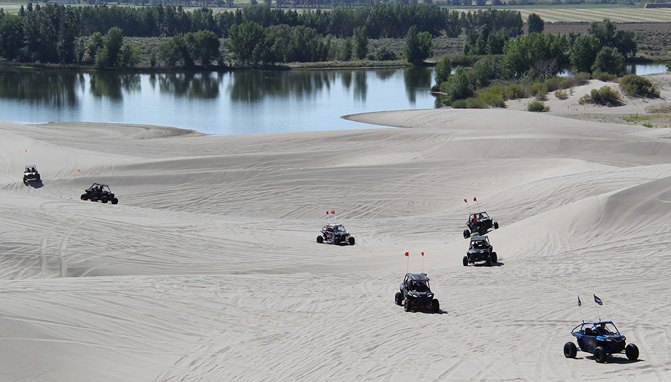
<box><xmin>23</xmin><ymin>165</ymin><xmax>41</xmax><ymax>186</ymax></box>
<box><xmin>463</xmin><ymin>211</ymin><xmax>499</xmax><ymax>239</ymax></box>
<box><xmin>80</xmin><ymin>183</ymin><xmax>119</xmax><ymax>204</ymax></box>
<box><xmin>463</xmin><ymin>235</ymin><xmax>497</xmax><ymax>266</ymax></box>
<box><xmin>394</xmin><ymin>273</ymin><xmax>440</xmax><ymax>313</ymax></box>
<box><xmin>316</xmin><ymin>224</ymin><xmax>355</xmax><ymax>245</ymax></box>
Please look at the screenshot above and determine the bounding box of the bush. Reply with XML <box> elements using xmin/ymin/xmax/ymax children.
<box><xmin>554</xmin><ymin>89</ymin><xmax>568</xmax><ymax>100</ymax></box>
<box><xmin>593</xmin><ymin>71</ymin><xmax>617</xmax><ymax>82</ymax></box>
<box><xmin>528</xmin><ymin>100</ymin><xmax>549</xmax><ymax>112</ymax></box>
<box><xmin>579</xmin><ymin>86</ymin><xmax>622</xmax><ymax>106</ymax></box>
<box><xmin>619</xmin><ymin>74</ymin><xmax>660</xmax><ymax>98</ymax></box>
<box><xmin>451</xmin><ymin>98</ymin><xmax>488</xmax><ymax>109</ymax></box>
<box><xmin>374</xmin><ymin>47</ymin><xmax>397</xmax><ymax>61</ymax></box>
<box><xmin>474</xmin><ymin>87</ymin><xmax>506</xmax><ymax>107</ymax></box>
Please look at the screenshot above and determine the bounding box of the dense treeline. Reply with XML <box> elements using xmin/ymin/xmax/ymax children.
<box><xmin>0</xmin><ymin>3</ymin><xmax>524</xmax><ymax>65</ymax></box>
<box><xmin>3</xmin><ymin>3</ymin><xmax>516</xmax><ymax>39</ymax></box>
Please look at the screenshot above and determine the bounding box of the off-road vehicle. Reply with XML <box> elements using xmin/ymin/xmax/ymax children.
<box><xmin>23</xmin><ymin>165</ymin><xmax>41</xmax><ymax>186</ymax></box>
<box><xmin>316</xmin><ymin>224</ymin><xmax>355</xmax><ymax>245</ymax></box>
<box><xmin>463</xmin><ymin>235</ymin><xmax>497</xmax><ymax>266</ymax></box>
<box><xmin>80</xmin><ymin>183</ymin><xmax>119</xmax><ymax>204</ymax></box>
<box><xmin>463</xmin><ymin>211</ymin><xmax>499</xmax><ymax>239</ymax></box>
<box><xmin>564</xmin><ymin>321</ymin><xmax>639</xmax><ymax>363</ymax></box>
<box><xmin>394</xmin><ymin>273</ymin><xmax>440</xmax><ymax>313</ymax></box>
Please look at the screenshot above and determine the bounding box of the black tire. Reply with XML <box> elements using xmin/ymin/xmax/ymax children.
<box><xmin>494</xmin><ymin>221</ymin><xmax>499</xmax><ymax>229</ymax></box>
<box><xmin>594</xmin><ymin>346</ymin><xmax>607</xmax><ymax>363</ymax></box>
<box><xmin>564</xmin><ymin>342</ymin><xmax>577</xmax><ymax>358</ymax></box>
<box><xmin>463</xmin><ymin>256</ymin><xmax>469</xmax><ymax>267</ymax></box>
<box><xmin>491</xmin><ymin>252</ymin><xmax>498</xmax><ymax>264</ymax></box>
<box><xmin>316</xmin><ymin>236</ymin><xmax>323</xmax><ymax>244</ymax></box>
<box><xmin>625</xmin><ymin>343</ymin><xmax>639</xmax><ymax>361</ymax></box>
<box><xmin>404</xmin><ymin>298</ymin><xmax>412</xmax><ymax>312</ymax></box>
<box><xmin>485</xmin><ymin>255</ymin><xmax>492</xmax><ymax>266</ymax></box>
<box><xmin>463</xmin><ymin>229</ymin><xmax>470</xmax><ymax>239</ymax></box>
<box><xmin>80</xmin><ymin>194</ymin><xmax>88</xmax><ymax>201</ymax></box>
<box><xmin>111</xmin><ymin>198</ymin><xmax>118</xmax><ymax>205</ymax></box>
<box><xmin>432</xmin><ymin>299</ymin><xmax>440</xmax><ymax>313</ymax></box>
<box><xmin>35</xmin><ymin>175</ymin><xmax>41</xmax><ymax>181</ymax></box>
<box><xmin>102</xmin><ymin>198</ymin><xmax>108</xmax><ymax>204</ymax></box>
<box><xmin>348</xmin><ymin>237</ymin><xmax>355</xmax><ymax>246</ymax></box>
<box><xmin>395</xmin><ymin>292</ymin><xmax>403</xmax><ymax>306</ymax></box>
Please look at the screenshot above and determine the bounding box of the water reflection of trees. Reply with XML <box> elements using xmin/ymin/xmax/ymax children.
<box><xmin>157</xmin><ymin>72</ymin><xmax>222</xmax><ymax>99</ymax></box>
<box><xmin>229</xmin><ymin>70</ymin><xmax>372</xmax><ymax>104</ymax></box>
<box><xmin>229</xmin><ymin>70</ymin><xmax>338</xmax><ymax>103</ymax></box>
<box><xmin>0</xmin><ymin>69</ymin><xmax>80</xmax><ymax>107</ymax></box>
<box><xmin>89</xmin><ymin>72</ymin><xmax>141</xmax><ymax>101</ymax></box>
<box><xmin>404</xmin><ymin>67</ymin><xmax>432</xmax><ymax>105</ymax></box>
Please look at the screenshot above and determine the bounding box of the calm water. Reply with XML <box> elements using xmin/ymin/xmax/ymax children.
<box><xmin>0</xmin><ymin>68</ymin><xmax>435</xmax><ymax>135</ymax></box>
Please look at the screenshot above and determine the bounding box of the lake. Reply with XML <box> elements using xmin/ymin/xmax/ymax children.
<box><xmin>1</xmin><ymin>63</ymin><xmax>666</xmax><ymax>135</ymax></box>
<box><xmin>0</xmin><ymin>68</ymin><xmax>436</xmax><ymax>135</ymax></box>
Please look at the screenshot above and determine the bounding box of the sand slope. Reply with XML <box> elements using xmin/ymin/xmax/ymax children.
<box><xmin>0</xmin><ymin>105</ymin><xmax>670</xmax><ymax>381</ymax></box>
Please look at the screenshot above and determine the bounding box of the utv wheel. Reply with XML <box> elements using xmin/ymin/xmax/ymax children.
<box><xmin>102</xmin><ymin>198</ymin><xmax>108</xmax><ymax>204</ymax></box>
<box><xmin>463</xmin><ymin>229</ymin><xmax>470</xmax><ymax>239</ymax></box>
<box><xmin>80</xmin><ymin>194</ymin><xmax>88</xmax><ymax>201</ymax></box>
<box><xmin>491</xmin><ymin>252</ymin><xmax>498</xmax><ymax>264</ymax></box>
<box><xmin>494</xmin><ymin>221</ymin><xmax>499</xmax><ymax>229</ymax></box>
<box><xmin>564</xmin><ymin>342</ymin><xmax>577</xmax><ymax>358</ymax></box>
<box><xmin>625</xmin><ymin>343</ymin><xmax>639</xmax><ymax>361</ymax></box>
<box><xmin>432</xmin><ymin>299</ymin><xmax>440</xmax><ymax>313</ymax></box>
<box><xmin>316</xmin><ymin>236</ymin><xmax>323</xmax><ymax>244</ymax></box>
<box><xmin>348</xmin><ymin>237</ymin><xmax>355</xmax><ymax>246</ymax></box>
<box><xmin>395</xmin><ymin>292</ymin><xmax>403</xmax><ymax>306</ymax></box>
<box><xmin>111</xmin><ymin>198</ymin><xmax>118</xmax><ymax>205</ymax></box>
<box><xmin>462</xmin><ymin>256</ymin><xmax>469</xmax><ymax>267</ymax></box>
<box><xmin>594</xmin><ymin>346</ymin><xmax>607</xmax><ymax>363</ymax></box>
<box><xmin>485</xmin><ymin>255</ymin><xmax>492</xmax><ymax>267</ymax></box>
<box><xmin>404</xmin><ymin>298</ymin><xmax>412</xmax><ymax>312</ymax></box>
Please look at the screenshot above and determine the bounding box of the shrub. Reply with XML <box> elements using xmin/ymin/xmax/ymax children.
<box><xmin>643</xmin><ymin>122</ymin><xmax>654</xmax><ymax>128</ymax></box>
<box><xmin>554</xmin><ymin>89</ymin><xmax>568</xmax><ymax>100</ymax></box>
<box><xmin>528</xmin><ymin>100</ymin><xmax>549</xmax><ymax>112</ymax></box>
<box><xmin>451</xmin><ymin>98</ymin><xmax>488</xmax><ymax>109</ymax></box>
<box><xmin>619</xmin><ymin>74</ymin><xmax>660</xmax><ymax>98</ymax></box>
<box><xmin>474</xmin><ymin>87</ymin><xmax>506</xmax><ymax>107</ymax></box>
<box><xmin>593</xmin><ymin>71</ymin><xmax>617</xmax><ymax>82</ymax></box>
<box><xmin>374</xmin><ymin>47</ymin><xmax>396</xmax><ymax>61</ymax></box>
<box><xmin>579</xmin><ymin>86</ymin><xmax>622</xmax><ymax>106</ymax></box>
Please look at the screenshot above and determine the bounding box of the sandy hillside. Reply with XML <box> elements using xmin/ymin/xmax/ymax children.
<box><xmin>1</xmin><ymin>91</ymin><xmax>671</xmax><ymax>380</ymax></box>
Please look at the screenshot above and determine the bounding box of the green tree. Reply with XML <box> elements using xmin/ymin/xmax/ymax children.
<box><xmin>527</xmin><ymin>13</ymin><xmax>544</xmax><ymax>34</ymax></box>
<box><xmin>570</xmin><ymin>34</ymin><xmax>600</xmax><ymax>73</ymax></box>
<box><xmin>0</xmin><ymin>14</ymin><xmax>24</xmax><ymax>60</ymax></box>
<box><xmin>119</xmin><ymin>43</ymin><xmax>140</xmax><ymax>67</ymax></box>
<box><xmin>339</xmin><ymin>38</ymin><xmax>352</xmax><ymax>61</ymax></box>
<box><xmin>352</xmin><ymin>26</ymin><xmax>368</xmax><ymax>60</ymax></box>
<box><xmin>95</xmin><ymin>27</ymin><xmax>124</xmax><ymax>68</ymax></box>
<box><xmin>503</xmin><ymin>32</ymin><xmax>569</xmax><ymax>79</ymax></box>
<box><xmin>434</xmin><ymin>56</ymin><xmax>451</xmax><ymax>86</ymax></box>
<box><xmin>190</xmin><ymin>30</ymin><xmax>220</xmax><ymax>65</ymax></box>
<box><xmin>228</xmin><ymin>22</ymin><xmax>265</xmax><ymax>64</ymax></box>
<box><xmin>405</xmin><ymin>26</ymin><xmax>432</xmax><ymax>65</ymax></box>
<box><xmin>592</xmin><ymin>47</ymin><xmax>625</xmax><ymax>76</ymax></box>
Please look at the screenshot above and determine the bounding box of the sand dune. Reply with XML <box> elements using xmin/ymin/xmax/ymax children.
<box><xmin>1</xmin><ymin>81</ymin><xmax>671</xmax><ymax>381</ymax></box>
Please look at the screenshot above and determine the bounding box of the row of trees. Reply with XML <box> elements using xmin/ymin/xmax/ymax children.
<box><xmin>5</xmin><ymin>3</ymin><xmax>523</xmax><ymax>39</ymax></box>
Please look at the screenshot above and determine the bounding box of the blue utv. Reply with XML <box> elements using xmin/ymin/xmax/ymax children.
<box><xmin>564</xmin><ymin>321</ymin><xmax>639</xmax><ymax>363</ymax></box>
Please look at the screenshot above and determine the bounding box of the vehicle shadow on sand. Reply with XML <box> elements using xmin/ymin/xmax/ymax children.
<box><xmin>577</xmin><ymin>356</ymin><xmax>643</xmax><ymax>364</ymax></box>
<box><xmin>25</xmin><ymin>181</ymin><xmax>43</xmax><ymax>189</ymax></box>
<box><xmin>472</xmin><ymin>261</ymin><xmax>505</xmax><ymax>267</ymax></box>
